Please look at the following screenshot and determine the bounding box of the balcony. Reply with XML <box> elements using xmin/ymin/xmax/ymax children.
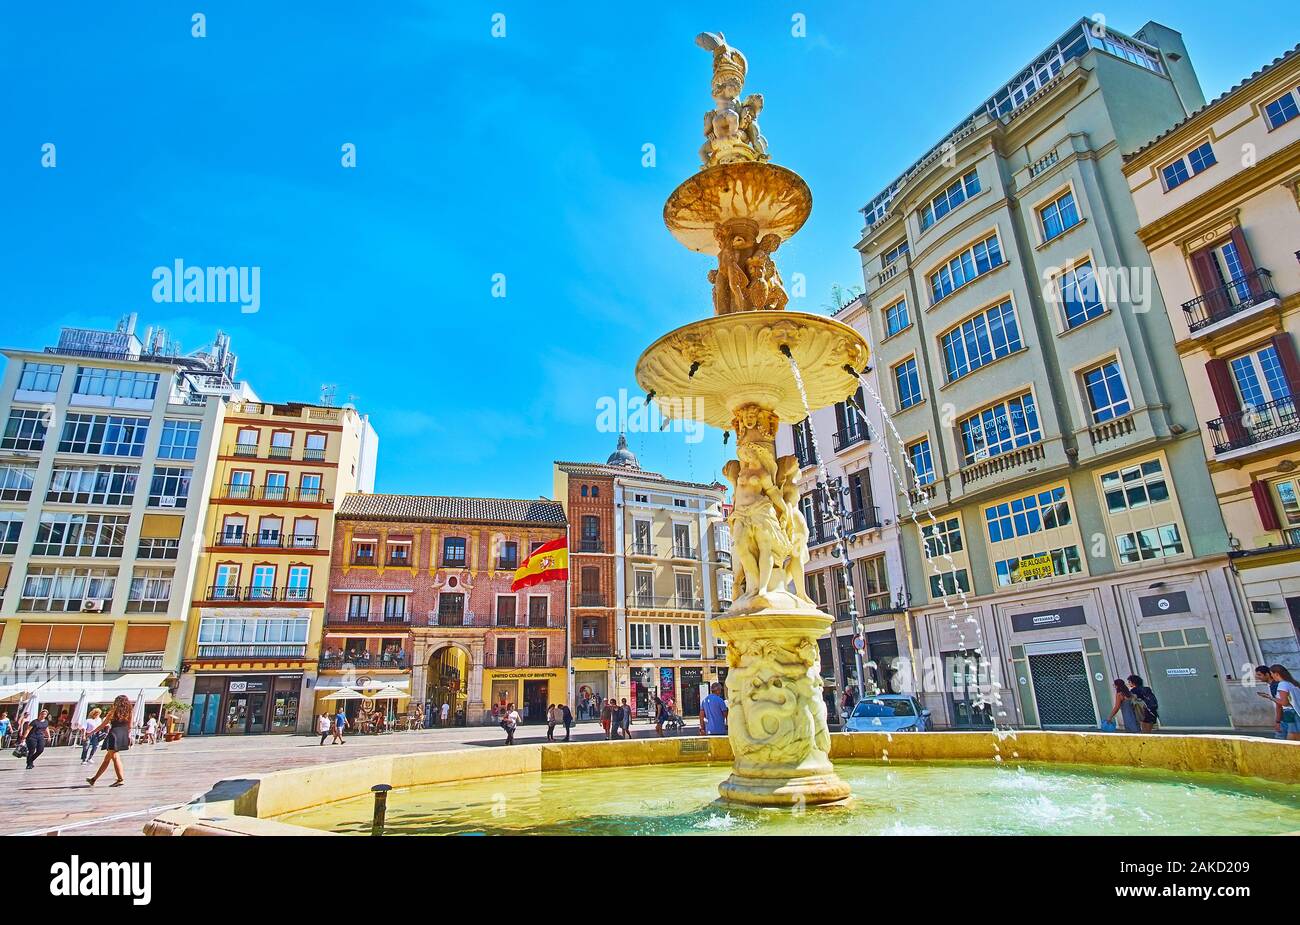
<box><xmin>626</xmin><ymin>594</ymin><xmax>706</xmax><ymax>612</ymax></box>
<box><xmin>1208</xmin><ymin>397</ymin><xmax>1300</xmax><ymax>455</ymax></box>
<box><xmin>844</xmin><ymin>506</ymin><xmax>882</xmax><ymax>535</ymax></box>
<box><xmin>386</xmin><ymin>554</ymin><xmax>412</xmax><ymax>567</ymax></box>
<box><xmin>203</xmin><ymin>585</ymin><xmax>316</xmax><ymax>603</ymax></box>
<box><xmin>121</xmin><ymin>653</ymin><xmax>164</xmax><ymax>671</ymax></box>
<box><xmin>195</xmin><ymin>643</ymin><xmax>307</xmax><ymax>659</ymax></box>
<box><xmin>319</xmin><ymin>654</ymin><xmax>408</xmax><ymax>671</ymax></box>
<box><xmin>213</xmin><ymin>532</ymin><xmax>320</xmax><ymax>550</ymax></box>
<box><xmin>833</xmin><ymin>425</ymin><xmax>870</xmax><ymax>452</ymax></box>
<box><xmin>1182</xmin><ymin>269</ymin><xmax>1279</xmax><ymax>335</ymax></box>
<box><xmin>485</xmin><ymin>650</ymin><xmax>566</xmax><ymax>669</ymax></box>
<box><xmin>325</xmin><ymin>613</ymin><xmax>410</xmax><ymax>627</ymax></box>
<box><xmin>627</xmin><ymin>541</ymin><xmax>656</xmax><ymax>556</ymax></box>
<box><xmin>794</xmin><ymin>448</ymin><xmax>819</xmax><ymax>469</ymax></box>
<box><xmin>908</xmin><ymin>483</ymin><xmax>937</xmax><ymax>507</ymax></box>
<box><xmin>495</xmin><ymin>558</ymin><xmax>519</xmax><ymax>571</ymax></box>
<box><xmin>808</xmin><ymin>520</ymin><xmax>839</xmax><ymax>547</ymax></box>
<box><xmin>216</xmin><ymin>484</ymin><xmax>330</xmax><ymax>504</ymax></box>
<box><xmin>351</xmin><ymin>553</ymin><xmax>377</xmax><ymax>566</ymax></box>
<box><xmin>959</xmin><ymin>443</ymin><xmax>1045</xmax><ymax>487</ymax></box>
<box><xmin>577</xmin><ymin>592</ymin><xmax>607</xmax><ymax>607</ymax></box>
<box><xmin>573</xmin><ymin>642</ymin><xmax>613</xmax><ymax>658</ymax></box>
<box><xmin>15</xmin><ymin>652</ymin><xmax>106</xmax><ymax>672</ymax></box>
<box><xmin>429</xmin><ymin>610</ymin><xmax>489</xmax><ymax>628</ymax></box>
<box><xmin>670</xmin><ymin>544</ymin><xmax>697</xmax><ymax>560</ymax></box>
<box><xmin>1088</xmin><ymin>413</ymin><xmax>1137</xmax><ymax>447</ymax></box>
<box><xmin>577</xmin><ymin>538</ymin><xmax>604</xmax><ymax>553</ymax></box>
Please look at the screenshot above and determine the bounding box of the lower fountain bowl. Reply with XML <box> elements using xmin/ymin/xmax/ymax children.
<box><xmin>719</xmin><ymin>769</ymin><xmax>852</xmax><ymax>806</ymax></box>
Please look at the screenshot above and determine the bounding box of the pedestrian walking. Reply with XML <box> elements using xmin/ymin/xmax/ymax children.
<box><xmin>545</xmin><ymin>704</ymin><xmax>557</xmax><ymax>742</ymax></box>
<box><xmin>501</xmin><ymin>702</ymin><xmax>520</xmax><ymax>745</ymax></box>
<box><xmin>1126</xmin><ymin>675</ymin><xmax>1160</xmax><ymax>732</ymax></box>
<box><xmin>654</xmin><ymin>695</ymin><xmax>666</xmax><ymax>737</ymax></box>
<box><xmin>0</xmin><ymin>711</ymin><xmax>10</xmax><ymax>749</ymax></box>
<box><xmin>620</xmin><ymin>698</ymin><xmax>633</xmax><ymax>739</ymax></box>
<box><xmin>332</xmin><ymin>707</ymin><xmax>347</xmax><ymax>744</ymax></box>
<box><xmin>316</xmin><ymin>711</ymin><xmax>331</xmax><ymax>745</ymax></box>
<box><xmin>80</xmin><ymin>708</ymin><xmax>106</xmax><ymax>764</ymax></box>
<box><xmin>560</xmin><ymin>702</ymin><xmax>573</xmax><ymax>742</ymax></box>
<box><xmin>144</xmin><ymin>714</ymin><xmax>159</xmax><ymax>744</ymax></box>
<box><xmin>601</xmin><ymin>698</ymin><xmax>614</xmax><ymax>738</ymax></box>
<box><xmin>440</xmin><ymin>701</ymin><xmax>450</xmax><ymax>727</ymax></box>
<box><xmin>20</xmin><ymin>709</ymin><xmax>51</xmax><ymax>770</ymax></box>
<box><xmin>1271</xmin><ymin>665</ymin><xmax>1300</xmax><ymax>741</ymax></box>
<box><xmin>1255</xmin><ymin>665</ymin><xmax>1286</xmax><ymax>739</ymax></box>
<box><xmin>86</xmin><ymin>695</ymin><xmax>133</xmax><ymax>787</ymax></box>
<box><xmin>1105</xmin><ymin>679</ymin><xmax>1140</xmax><ymax>732</ymax></box>
<box><xmin>700</xmin><ymin>683</ymin><xmax>728</xmax><ymax>736</ymax></box>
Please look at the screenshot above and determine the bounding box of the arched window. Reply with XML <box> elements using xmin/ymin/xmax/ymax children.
<box><xmin>581</xmin><ymin>485</ymin><xmax>589</xmax><ymax>497</ymax></box>
<box><xmin>591</xmin><ymin>486</ymin><xmax>600</xmax><ymax>497</ymax></box>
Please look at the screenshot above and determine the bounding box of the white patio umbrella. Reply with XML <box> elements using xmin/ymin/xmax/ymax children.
<box><xmin>321</xmin><ymin>688</ymin><xmax>364</xmax><ymax>700</ymax></box>
<box><xmin>368</xmin><ymin>686</ymin><xmax>409</xmax><ymax>700</ymax></box>
<box><xmin>18</xmin><ymin>694</ymin><xmax>41</xmax><ymax>726</ymax></box>
<box><xmin>69</xmin><ymin>690</ymin><xmax>90</xmax><ymax>740</ymax></box>
<box><xmin>131</xmin><ymin>689</ymin><xmax>147</xmax><ymax>733</ymax></box>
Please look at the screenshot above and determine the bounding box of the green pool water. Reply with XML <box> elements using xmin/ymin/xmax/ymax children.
<box><xmin>277</xmin><ymin>760</ymin><xmax>1300</xmax><ymax>835</ymax></box>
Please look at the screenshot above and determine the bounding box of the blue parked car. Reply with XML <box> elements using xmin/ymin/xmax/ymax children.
<box><xmin>843</xmin><ymin>694</ymin><xmax>933</xmax><ymax>733</ymax></box>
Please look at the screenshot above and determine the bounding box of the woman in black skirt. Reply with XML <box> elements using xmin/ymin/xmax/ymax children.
<box><xmin>86</xmin><ymin>694</ymin><xmax>133</xmax><ymax>787</ymax></box>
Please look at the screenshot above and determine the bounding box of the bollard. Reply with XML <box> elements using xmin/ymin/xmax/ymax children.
<box><xmin>370</xmin><ymin>784</ymin><xmax>392</xmax><ymax>836</ymax></box>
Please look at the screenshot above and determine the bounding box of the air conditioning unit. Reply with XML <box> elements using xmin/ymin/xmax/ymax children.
<box><xmin>81</xmin><ymin>599</ymin><xmax>106</xmax><ymax>613</ymax></box>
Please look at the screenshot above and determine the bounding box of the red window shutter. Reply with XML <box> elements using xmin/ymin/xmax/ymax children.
<box><xmin>1252</xmin><ymin>480</ymin><xmax>1282</xmax><ymax>532</ymax></box>
<box><xmin>1206</xmin><ymin>358</ymin><xmax>1241</xmax><ymax>417</ymax></box>
<box><xmin>1190</xmin><ymin>246</ymin><xmax>1230</xmax><ymax>322</ymax></box>
<box><xmin>1228</xmin><ymin>227</ymin><xmax>1258</xmax><ymax>276</ymax></box>
<box><xmin>1271</xmin><ymin>333</ymin><xmax>1300</xmax><ymax>394</ymax></box>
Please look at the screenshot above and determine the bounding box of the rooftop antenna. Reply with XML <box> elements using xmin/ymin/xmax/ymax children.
<box><xmin>320</xmin><ymin>384</ymin><xmax>337</xmax><ymax>407</ymax></box>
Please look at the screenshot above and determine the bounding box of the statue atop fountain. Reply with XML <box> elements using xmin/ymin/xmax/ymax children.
<box><xmin>636</xmin><ymin>32</ymin><xmax>869</xmax><ymax>806</ymax></box>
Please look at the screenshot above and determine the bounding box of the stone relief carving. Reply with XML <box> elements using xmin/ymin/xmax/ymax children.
<box><xmin>725</xmin><ymin>635</ymin><xmax>831</xmax><ymax>766</ymax></box>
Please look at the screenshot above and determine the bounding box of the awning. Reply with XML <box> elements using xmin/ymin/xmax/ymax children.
<box><xmin>17</xmin><ymin>673</ymin><xmax>173</xmax><ymax>705</ymax></box>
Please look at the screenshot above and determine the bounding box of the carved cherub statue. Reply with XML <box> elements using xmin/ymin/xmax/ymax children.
<box><xmin>739</xmin><ymin>94</ymin><xmax>769</xmax><ymax>161</ymax></box>
<box><xmin>696</xmin><ymin>32</ymin><xmax>768</xmax><ymax>167</ymax></box>
<box><xmin>712</xmin><ymin>221</ymin><xmax>758</xmax><ymax>315</ymax></box>
<box><xmin>775</xmin><ymin>454</ymin><xmax>814</xmax><ymax>604</ymax></box>
<box><xmin>724</xmin><ymin>440</ymin><xmax>793</xmax><ymax>600</ymax></box>
<box><xmin>744</xmin><ymin>233</ymin><xmax>789</xmax><ymax>311</ymax></box>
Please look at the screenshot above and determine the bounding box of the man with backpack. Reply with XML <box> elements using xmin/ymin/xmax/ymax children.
<box><xmin>1126</xmin><ymin>674</ymin><xmax>1159</xmax><ymax>732</ymax></box>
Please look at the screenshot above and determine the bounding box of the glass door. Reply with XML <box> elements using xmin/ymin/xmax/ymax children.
<box><xmin>246</xmin><ymin>693</ymin><xmax>268</xmax><ymax>733</ymax></box>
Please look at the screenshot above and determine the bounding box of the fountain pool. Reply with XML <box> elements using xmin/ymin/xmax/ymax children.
<box><xmin>276</xmin><ymin>759</ymin><xmax>1300</xmax><ymax>836</ymax></box>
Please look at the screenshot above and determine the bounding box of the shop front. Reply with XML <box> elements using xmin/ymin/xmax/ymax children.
<box><xmin>482</xmin><ymin>666</ymin><xmax>566</xmax><ymax>724</ymax></box>
<box><xmin>573</xmin><ymin>665</ymin><xmax>611</xmax><ymax>720</ymax></box>
<box><xmin>187</xmin><ymin>673</ymin><xmax>303</xmax><ymax>735</ymax></box>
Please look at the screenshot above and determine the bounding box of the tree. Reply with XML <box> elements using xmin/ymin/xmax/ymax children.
<box><xmin>823</xmin><ymin>283</ymin><xmax>864</xmax><ymax>314</ymax></box>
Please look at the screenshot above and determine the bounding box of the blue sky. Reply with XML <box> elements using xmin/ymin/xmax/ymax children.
<box><xmin>2</xmin><ymin>1</ymin><xmax>1295</xmax><ymax>499</ymax></box>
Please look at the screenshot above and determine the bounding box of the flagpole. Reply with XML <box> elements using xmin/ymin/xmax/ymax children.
<box><xmin>565</xmin><ymin>522</ymin><xmax>575</xmax><ymax>711</ymax></box>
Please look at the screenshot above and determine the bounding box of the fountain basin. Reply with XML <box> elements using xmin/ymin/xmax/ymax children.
<box><xmin>663</xmin><ymin>162</ymin><xmax>812</xmax><ymax>254</ymax></box>
<box><xmin>144</xmin><ymin>732</ymin><xmax>1300</xmax><ymax>836</ymax></box>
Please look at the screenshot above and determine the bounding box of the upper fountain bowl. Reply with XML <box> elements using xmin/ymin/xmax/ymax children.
<box><xmin>635</xmin><ymin>310</ymin><xmax>869</xmax><ymax>430</ymax></box>
<box><xmin>664</xmin><ymin>162</ymin><xmax>812</xmax><ymax>255</ymax></box>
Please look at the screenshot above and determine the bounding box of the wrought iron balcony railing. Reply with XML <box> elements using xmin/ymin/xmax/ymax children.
<box><xmin>1207</xmin><ymin>396</ymin><xmax>1300</xmax><ymax>454</ymax></box>
<box><xmin>204</xmin><ymin>585</ymin><xmax>315</xmax><ymax>603</ymax></box>
<box><xmin>833</xmin><ymin>424</ymin><xmax>870</xmax><ymax>452</ymax></box>
<box><xmin>1183</xmin><ymin>268</ymin><xmax>1278</xmax><ymax>332</ymax></box>
<box><xmin>844</xmin><ymin>506</ymin><xmax>882</xmax><ymax>535</ymax></box>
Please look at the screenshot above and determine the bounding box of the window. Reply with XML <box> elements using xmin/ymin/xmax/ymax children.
<box><xmin>256</xmin><ymin>517</ymin><xmax>283</xmax><ymax>548</ymax></box>
<box><xmin>1082</xmin><ymin>360</ymin><xmax>1131</xmax><ymax>423</ymax></box>
<box><xmin>1230</xmin><ymin>345</ymin><xmax>1291</xmax><ymax>408</ymax></box>
<box><xmin>657</xmin><ymin>623</ymin><xmax>674</xmax><ymax>653</ymax></box>
<box><xmin>498</xmin><ymin>540</ymin><xmax>519</xmax><ymax>569</ymax></box>
<box><xmin>18</xmin><ymin>362</ymin><xmax>63</xmax><ymax>393</ymax></box>
<box><xmin>675</xmin><ymin>572</ymin><xmax>695</xmax><ymax>607</ymax></box>
<box><xmin>1057</xmin><ymin>259</ymin><xmax>1105</xmax><ymax>328</ymax></box>
<box><xmin>352</xmin><ymin>540</ymin><xmax>376</xmax><ymax>564</ymax></box>
<box><xmin>1100</xmin><ymin>459</ymin><xmax>1169</xmax><ymax>513</ymax></box>
<box><xmin>234</xmin><ymin>429</ymin><xmax>259</xmax><ymax>456</ymax></box>
<box><xmin>385</xmin><ymin>594</ymin><xmax>409</xmax><ymax>620</ymax></box>
<box><xmin>673</xmin><ymin>498</ymin><xmax>686</xmax><ymax>507</ymax></box>
<box><xmin>985</xmin><ymin>487</ymin><xmax>1071</xmax><ymax>543</ymax></box>
<box><xmin>227</xmin><ymin>470</ymin><xmax>253</xmax><ymax>499</ymax></box>
<box><xmin>437</xmin><ymin>593</ymin><xmax>465</xmax><ymax>626</ymax></box>
<box><xmin>940</xmin><ymin>299</ymin><xmax>1022</xmax><ymax>382</ymax></box>
<box><xmin>673</xmin><ymin>523</ymin><xmax>692</xmax><ymax>557</ymax></box>
<box><xmin>908</xmin><ymin>438</ymin><xmax>936</xmax><ymax>485</ymax></box>
<box><xmin>46</xmin><ymin>465</ymin><xmax>138</xmax><ymax>505</ymax></box>
<box><xmin>269</xmin><ymin>431</ymin><xmax>293</xmax><ymax>459</ymax></box>
<box><xmin>0</xmin><ymin>512</ymin><xmax>22</xmax><ymax>554</ymax></box>
<box><xmin>633</xmin><ymin>493</ymin><xmax>648</xmax><ymax>503</ymax></box>
<box><xmin>633</xmin><ymin>570</ymin><xmax>654</xmax><ymax>607</ymax></box>
<box><xmin>347</xmin><ymin>595</ymin><xmax>370</xmax><ymax>618</ymax></box>
<box><xmin>581</xmin><ymin>485</ymin><xmax>588</xmax><ymax>497</ymax></box>
<box><xmin>197</xmin><ymin>617</ymin><xmax>309</xmax><ymax>647</ymax></box>
<box><xmin>994</xmin><ymin>546</ymin><xmax>1083</xmax><ymax>586</ymax></box>
<box><xmin>882</xmin><ymin>238</ymin><xmax>909</xmax><ymax>266</ymax></box>
<box><xmin>0</xmin><ymin>463</ymin><xmax>37</xmax><ymax>501</ymax></box>
<box><xmin>922</xmin><ymin>517</ymin><xmax>963</xmax><ymax>558</ymax></box>
<box><xmin>158</xmin><ymin>419</ymin><xmax>201</xmax><ymax>460</ymax></box>
<box><xmin>72</xmin><ymin>367</ymin><xmax>159</xmax><ymax>400</ymax></box>
<box><xmin>860</xmin><ymin>555</ymin><xmax>890</xmax><ymax>613</ymax></box>
<box><xmin>592</xmin><ymin>486</ymin><xmax>600</xmax><ymax>497</ymax></box>
<box><xmin>1038</xmin><ymin>190</ymin><xmax>1080</xmax><ymax>241</ymax></box>
<box><xmin>679</xmin><ymin>624</ymin><xmax>701</xmax><ymax>653</ymax></box>
<box><xmin>3</xmin><ymin>409</ymin><xmax>48</xmax><ymax>451</ymax></box>
<box><xmin>20</xmin><ymin>567</ymin><xmax>116</xmax><ymax>612</ymax></box>
<box><xmin>442</xmin><ymin>536</ymin><xmax>467</xmax><ymax>566</ymax></box>
<box><xmin>128</xmin><ymin>568</ymin><xmax>173</xmax><ymax>613</ymax></box>
<box><xmin>920</xmin><ymin>169</ymin><xmax>980</xmax><ymax>230</ymax></box>
<box><xmin>249</xmin><ymin>565</ymin><xmax>277</xmax><ymax>600</ymax></box>
<box><xmin>581</xmin><ymin>515</ymin><xmax>600</xmax><ymax>550</ymax></box>
<box><xmin>1274</xmin><ymin>479</ymin><xmax>1300</xmax><ymax>543</ymax></box>
<box><xmin>629</xmin><ymin>623</ymin><xmax>652</xmax><ymax>653</ymax></box>
<box><xmin>1116</xmin><ymin>524</ymin><xmax>1185</xmax><ymax>563</ymax></box>
<box><xmin>496</xmin><ymin>596</ymin><xmax>517</xmax><ymax>626</ymax></box>
<box><xmin>894</xmin><ymin>358</ymin><xmax>922</xmax><ymax>410</ymax></box>
<box><xmin>263</xmin><ymin>471</ymin><xmax>288</xmax><ymax>501</ymax></box>
<box><xmin>928</xmin><ymin>569</ymin><xmax>970</xmax><ymax>598</ymax></box>
<box><xmin>148</xmin><ymin>467</ymin><xmax>191</xmax><ymax>508</ymax></box>
<box><xmin>884</xmin><ymin>298</ymin><xmax>910</xmax><ymax>337</ymax></box>
<box><xmin>928</xmin><ymin>233</ymin><xmax>1004</xmax><ymax>303</ymax></box>
<box><xmin>528</xmin><ymin>596</ymin><xmax>549</xmax><ymax>627</ymax></box>
<box><xmin>58</xmin><ymin>414</ymin><xmax>149</xmax><ymax>456</ymax></box>
<box><xmin>528</xmin><ymin>638</ymin><xmax>548</xmax><ymax>667</ymax></box>
<box><xmin>304</xmin><ymin>433</ymin><xmax>327</xmax><ymax>460</ymax></box>
<box><xmin>958</xmin><ymin>392</ymin><xmax>1041</xmax><ymax>465</ymax></box>
<box><xmin>387</xmin><ymin>541</ymin><xmax>410</xmax><ymax>565</ymax></box>
<box><xmin>286</xmin><ymin>565</ymin><xmax>311</xmax><ymax>601</ymax></box>
<box><xmin>1161</xmin><ymin>142</ymin><xmax>1215</xmax><ymax>190</ymax></box>
<box><xmin>32</xmin><ymin>513</ymin><xmax>128</xmax><ymax>557</ymax></box>
<box><xmin>806</xmin><ymin>572</ymin><xmax>828</xmax><ymax>608</ymax></box>
<box><xmin>1265</xmin><ymin>90</ymin><xmax>1299</xmax><ymax>130</ymax></box>
<box><xmin>299</xmin><ymin>473</ymin><xmax>323</xmax><ymax>502</ymax></box>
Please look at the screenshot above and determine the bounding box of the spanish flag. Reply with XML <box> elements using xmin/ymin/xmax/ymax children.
<box><xmin>511</xmin><ymin>536</ymin><xmax>568</xmax><ymax>591</ymax></box>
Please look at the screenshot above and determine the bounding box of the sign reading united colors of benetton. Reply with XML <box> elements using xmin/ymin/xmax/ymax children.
<box><xmin>1010</xmin><ymin>605</ymin><xmax>1087</xmax><ymax>633</ymax></box>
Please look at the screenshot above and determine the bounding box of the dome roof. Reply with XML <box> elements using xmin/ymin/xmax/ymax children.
<box><xmin>605</xmin><ymin>434</ymin><xmax>640</xmax><ymax>469</ymax></box>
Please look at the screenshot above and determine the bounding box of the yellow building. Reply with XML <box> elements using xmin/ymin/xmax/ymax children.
<box><xmin>1124</xmin><ymin>45</ymin><xmax>1300</xmax><ymax>678</ymax></box>
<box><xmin>176</xmin><ymin>400</ymin><xmax>378</xmax><ymax>734</ymax></box>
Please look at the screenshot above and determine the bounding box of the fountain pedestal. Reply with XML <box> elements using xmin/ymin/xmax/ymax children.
<box><xmin>635</xmin><ymin>31</ymin><xmax>869</xmax><ymax>808</ymax></box>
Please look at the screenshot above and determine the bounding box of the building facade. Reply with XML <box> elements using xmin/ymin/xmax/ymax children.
<box><xmin>0</xmin><ymin>318</ymin><xmax>246</xmax><ymax>715</ymax></box>
<box><xmin>557</xmin><ymin>437</ymin><xmax>729</xmax><ymax>720</ymax></box>
<box><xmin>330</xmin><ymin>494</ymin><xmax>567</xmax><ymax>726</ymax></box>
<box><xmin>856</xmin><ymin>18</ymin><xmax>1261</xmax><ymax>731</ymax></box>
<box><xmin>774</xmin><ymin>345</ymin><xmax>910</xmax><ymax>717</ymax></box>
<box><xmin>176</xmin><ymin>399</ymin><xmax>378</xmax><ymax>735</ymax></box>
<box><xmin>1124</xmin><ymin>45</ymin><xmax>1300</xmax><ymax>686</ymax></box>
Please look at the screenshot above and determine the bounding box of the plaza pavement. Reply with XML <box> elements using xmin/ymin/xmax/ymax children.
<box><xmin>0</xmin><ymin>720</ymin><xmax>702</xmax><ymax>836</ymax></box>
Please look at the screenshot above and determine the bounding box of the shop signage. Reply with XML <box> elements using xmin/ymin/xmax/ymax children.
<box><xmin>1012</xmin><ymin>553</ymin><xmax>1054</xmax><ymax>582</ymax></box>
<box><xmin>1166</xmin><ymin>667</ymin><xmax>1197</xmax><ymax>677</ymax></box>
<box><xmin>1139</xmin><ymin>591</ymin><xmax>1190</xmax><ymax>618</ymax></box>
<box><xmin>487</xmin><ymin>670</ymin><xmax>557</xmax><ymax>681</ymax></box>
<box><xmin>1010</xmin><ymin>605</ymin><xmax>1086</xmax><ymax>633</ymax></box>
